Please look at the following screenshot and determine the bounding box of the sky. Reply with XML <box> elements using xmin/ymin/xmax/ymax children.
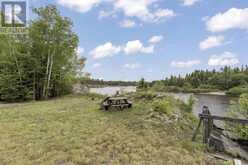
<box><xmin>29</xmin><ymin>0</ymin><xmax>248</xmax><ymax>81</ymax></box>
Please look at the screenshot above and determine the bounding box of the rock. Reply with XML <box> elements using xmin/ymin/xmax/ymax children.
<box><xmin>209</xmin><ymin>130</ymin><xmax>248</xmax><ymax>161</ymax></box>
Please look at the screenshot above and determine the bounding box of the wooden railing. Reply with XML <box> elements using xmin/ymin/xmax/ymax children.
<box><xmin>192</xmin><ymin>106</ymin><xmax>248</xmax><ymax>143</ymax></box>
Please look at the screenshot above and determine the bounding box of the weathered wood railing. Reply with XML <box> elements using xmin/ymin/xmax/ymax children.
<box><xmin>192</xmin><ymin>106</ymin><xmax>248</xmax><ymax>143</ymax></box>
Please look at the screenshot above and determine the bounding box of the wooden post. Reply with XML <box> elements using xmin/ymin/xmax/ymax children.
<box><xmin>195</xmin><ymin>106</ymin><xmax>248</xmax><ymax>144</ymax></box>
<box><xmin>202</xmin><ymin>106</ymin><xmax>211</xmax><ymax>144</ymax></box>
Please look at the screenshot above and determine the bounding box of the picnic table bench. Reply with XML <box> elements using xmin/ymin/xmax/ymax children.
<box><xmin>101</xmin><ymin>97</ymin><xmax>132</xmax><ymax>110</ymax></box>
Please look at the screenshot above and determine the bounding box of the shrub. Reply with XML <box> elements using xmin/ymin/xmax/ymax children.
<box><xmin>180</xmin><ymin>95</ymin><xmax>195</xmax><ymax>113</ymax></box>
<box><xmin>226</xmin><ymin>86</ymin><xmax>248</xmax><ymax>97</ymax></box>
<box><xmin>186</xmin><ymin>95</ymin><xmax>195</xmax><ymax>113</ymax></box>
<box><xmin>164</xmin><ymin>86</ymin><xmax>183</xmax><ymax>93</ymax></box>
<box><xmin>198</xmin><ymin>84</ymin><xmax>218</xmax><ymax>89</ymax></box>
<box><xmin>239</xmin><ymin>93</ymin><xmax>248</xmax><ymax>112</ymax></box>
<box><xmin>228</xmin><ymin>93</ymin><xmax>248</xmax><ymax>139</ymax></box>
<box><xmin>134</xmin><ymin>91</ymin><xmax>157</xmax><ymax>101</ymax></box>
<box><xmin>151</xmin><ymin>81</ymin><xmax>165</xmax><ymax>92</ymax></box>
<box><xmin>152</xmin><ymin>100</ymin><xmax>174</xmax><ymax>116</ymax></box>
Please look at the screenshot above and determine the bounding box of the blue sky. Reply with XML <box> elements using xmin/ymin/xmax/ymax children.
<box><xmin>30</xmin><ymin>0</ymin><xmax>248</xmax><ymax>81</ymax></box>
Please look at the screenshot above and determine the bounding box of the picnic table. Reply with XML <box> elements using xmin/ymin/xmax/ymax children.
<box><xmin>101</xmin><ymin>97</ymin><xmax>132</xmax><ymax>110</ymax></box>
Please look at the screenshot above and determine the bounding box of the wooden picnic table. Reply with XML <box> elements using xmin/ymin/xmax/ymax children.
<box><xmin>101</xmin><ymin>97</ymin><xmax>132</xmax><ymax>110</ymax></box>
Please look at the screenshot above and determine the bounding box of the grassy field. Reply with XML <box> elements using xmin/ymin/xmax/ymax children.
<box><xmin>0</xmin><ymin>94</ymin><xmax>226</xmax><ymax>165</ymax></box>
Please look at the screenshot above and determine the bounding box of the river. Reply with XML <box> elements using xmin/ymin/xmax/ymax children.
<box><xmin>169</xmin><ymin>93</ymin><xmax>232</xmax><ymax>116</ymax></box>
<box><xmin>90</xmin><ymin>86</ymin><xmax>137</xmax><ymax>96</ymax></box>
<box><xmin>90</xmin><ymin>86</ymin><xmax>232</xmax><ymax>117</ymax></box>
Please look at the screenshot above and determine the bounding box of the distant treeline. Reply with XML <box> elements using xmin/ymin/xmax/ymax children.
<box><xmin>80</xmin><ymin>79</ymin><xmax>137</xmax><ymax>87</ymax></box>
<box><xmin>141</xmin><ymin>66</ymin><xmax>248</xmax><ymax>96</ymax></box>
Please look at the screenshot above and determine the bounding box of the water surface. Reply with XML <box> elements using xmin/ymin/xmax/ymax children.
<box><xmin>90</xmin><ymin>86</ymin><xmax>136</xmax><ymax>96</ymax></box>
<box><xmin>90</xmin><ymin>87</ymin><xmax>232</xmax><ymax>117</ymax></box>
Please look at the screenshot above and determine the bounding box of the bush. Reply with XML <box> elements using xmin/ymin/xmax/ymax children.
<box><xmin>226</xmin><ymin>86</ymin><xmax>248</xmax><ymax>97</ymax></box>
<box><xmin>239</xmin><ymin>93</ymin><xmax>248</xmax><ymax>112</ymax></box>
<box><xmin>151</xmin><ymin>81</ymin><xmax>166</xmax><ymax>92</ymax></box>
<box><xmin>186</xmin><ymin>95</ymin><xmax>195</xmax><ymax>113</ymax></box>
<box><xmin>198</xmin><ymin>84</ymin><xmax>218</xmax><ymax>89</ymax></box>
<box><xmin>133</xmin><ymin>91</ymin><xmax>158</xmax><ymax>101</ymax></box>
<box><xmin>228</xmin><ymin>93</ymin><xmax>248</xmax><ymax>139</ymax></box>
<box><xmin>164</xmin><ymin>86</ymin><xmax>183</xmax><ymax>93</ymax></box>
<box><xmin>152</xmin><ymin>100</ymin><xmax>174</xmax><ymax>116</ymax></box>
<box><xmin>0</xmin><ymin>76</ymin><xmax>32</xmax><ymax>102</ymax></box>
<box><xmin>180</xmin><ymin>95</ymin><xmax>195</xmax><ymax>113</ymax></box>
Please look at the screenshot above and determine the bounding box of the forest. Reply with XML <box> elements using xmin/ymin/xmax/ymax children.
<box><xmin>147</xmin><ymin>66</ymin><xmax>248</xmax><ymax>96</ymax></box>
<box><xmin>0</xmin><ymin>5</ymin><xmax>85</xmax><ymax>102</ymax></box>
<box><xmin>80</xmin><ymin>78</ymin><xmax>137</xmax><ymax>87</ymax></box>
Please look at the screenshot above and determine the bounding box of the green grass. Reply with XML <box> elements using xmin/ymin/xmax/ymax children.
<box><xmin>0</xmin><ymin>95</ymin><xmax>224</xmax><ymax>165</ymax></box>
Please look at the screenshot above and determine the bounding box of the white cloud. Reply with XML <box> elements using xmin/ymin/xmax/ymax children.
<box><xmin>181</xmin><ymin>0</ymin><xmax>200</xmax><ymax>6</ymax></box>
<box><xmin>90</xmin><ymin>42</ymin><xmax>121</xmax><ymax>59</ymax></box>
<box><xmin>199</xmin><ymin>35</ymin><xmax>225</xmax><ymax>51</ymax></box>
<box><xmin>114</xmin><ymin>0</ymin><xmax>176</xmax><ymax>22</ymax></box>
<box><xmin>208</xmin><ymin>52</ymin><xmax>239</xmax><ymax>66</ymax></box>
<box><xmin>57</xmin><ymin>0</ymin><xmax>176</xmax><ymax>23</ymax></box>
<box><xmin>98</xmin><ymin>10</ymin><xmax>116</xmax><ymax>19</ymax></box>
<box><xmin>124</xmin><ymin>63</ymin><xmax>141</xmax><ymax>69</ymax></box>
<box><xmin>141</xmin><ymin>45</ymin><xmax>155</xmax><ymax>54</ymax></box>
<box><xmin>171</xmin><ymin>60</ymin><xmax>201</xmax><ymax>68</ymax></box>
<box><xmin>124</xmin><ymin>40</ymin><xmax>142</xmax><ymax>54</ymax></box>
<box><xmin>149</xmin><ymin>35</ymin><xmax>164</xmax><ymax>44</ymax></box>
<box><xmin>120</xmin><ymin>19</ymin><xmax>136</xmax><ymax>28</ymax></box>
<box><xmin>57</xmin><ymin>0</ymin><xmax>101</xmax><ymax>13</ymax></box>
<box><xmin>153</xmin><ymin>9</ymin><xmax>176</xmax><ymax>20</ymax></box>
<box><xmin>124</xmin><ymin>40</ymin><xmax>154</xmax><ymax>54</ymax></box>
<box><xmin>207</xmin><ymin>8</ymin><xmax>248</xmax><ymax>32</ymax></box>
<box><xmin>92</xmin><ymin>63</ymin><xmax>102</xmax><ymax>68</ymax></box>
<box><xmin>90</xmin><ymin>37</ymin><xmax>159</xmax><ymax>58</ymax></box>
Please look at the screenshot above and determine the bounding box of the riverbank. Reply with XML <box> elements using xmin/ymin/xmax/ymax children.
<box><xmin>88</xmin><ymin>86</ymin><xmax>233</xmax><ymax>118</ymax></box>
<box><xmin>0</xmin><ymin>94</ymin><xmax>227</xmax><ymax>164</ymax></box>
<box><xmin>198</xmin><ymin>92</ymin><xmax>227</xmax><ymax>96</ymax></box>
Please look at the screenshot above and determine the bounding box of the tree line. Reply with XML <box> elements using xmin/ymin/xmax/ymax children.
<box><xmin>79</xmin><ymin>78</ymin><xmax>137</xmax><ymax>87</ymax></box>
<box><xmin>0</xmin><ymin>5</ymin><xmax>85</xmax><ymax>102</ymax></box>
<box><xmin>140</xmin><ymin>66</ymin><xmax>248</xmax><ymax>96</ymax></box>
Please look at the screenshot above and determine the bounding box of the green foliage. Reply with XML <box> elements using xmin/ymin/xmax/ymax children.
<box><xmin>185</xmin><ymin>95</ymin><xmax>195</xmax><ymax>113</ymax></box>
<box><xmin>80</xmin><ymin>78</ymin><xmax>137</xmax><ymax>87</ymax></box>
<box><xmin>0</xmin><ymin>78</ymin><xmax>32</xmax><ymax>102</ymax></box>
<box><xmin>0</xmin><ymin>35</ymin><xmax>33</xmax><ymax>101</ymax></box>
<box><xmin>137</xmin><ymin>78</ymin><xmax>148</xmax><ymax>89</ymax></box>
<box><xmin>0</xmin><ymin>5</ymin><xmax>83</xmax><ymax>102</ymax></box>
<box><xmin>226</xmin><ymin>86</ymin><xmax>248</xmax><ymax>97</ymax></box>
<box><xmin>151</xmin><ymin>66</ymin><xmax>248</xmax><ymax>94</ymax></box>
<box><xmin>180</xmin><ymin>95</ymin><xmax>195</xmax><ymax>113</ymax></box>
<box><xmin>239</xmin><ymin>93</ymin><xmax>248</xmax><ymax>111</ymax></box>
<box><xmin>152</xmin><ymin>99</ymin><xmax>174</xmax><ymax>116</ymax></box>
<box><xmin>83</xmin><ymin>92</ymin><xmax>106</xmax><ymax>100</ymax></box>
<box><xmin>165</xmin><ymin>86</ymin><xmax>184</xmax><ymax>93</ymax></box>
<box><xmin>132</xmin><ymin>91</ymin><xmax>158</xmax><ymax>101</ymax></box>
<box><xmin>228</xmin><ymin>94</ymin><xmax>248</xmax><ymax>139</ymax></box>
<box><xmin>151</xmin><ymin>81</ymin><xmax>165</xmax><ymax>91</ymax></box>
